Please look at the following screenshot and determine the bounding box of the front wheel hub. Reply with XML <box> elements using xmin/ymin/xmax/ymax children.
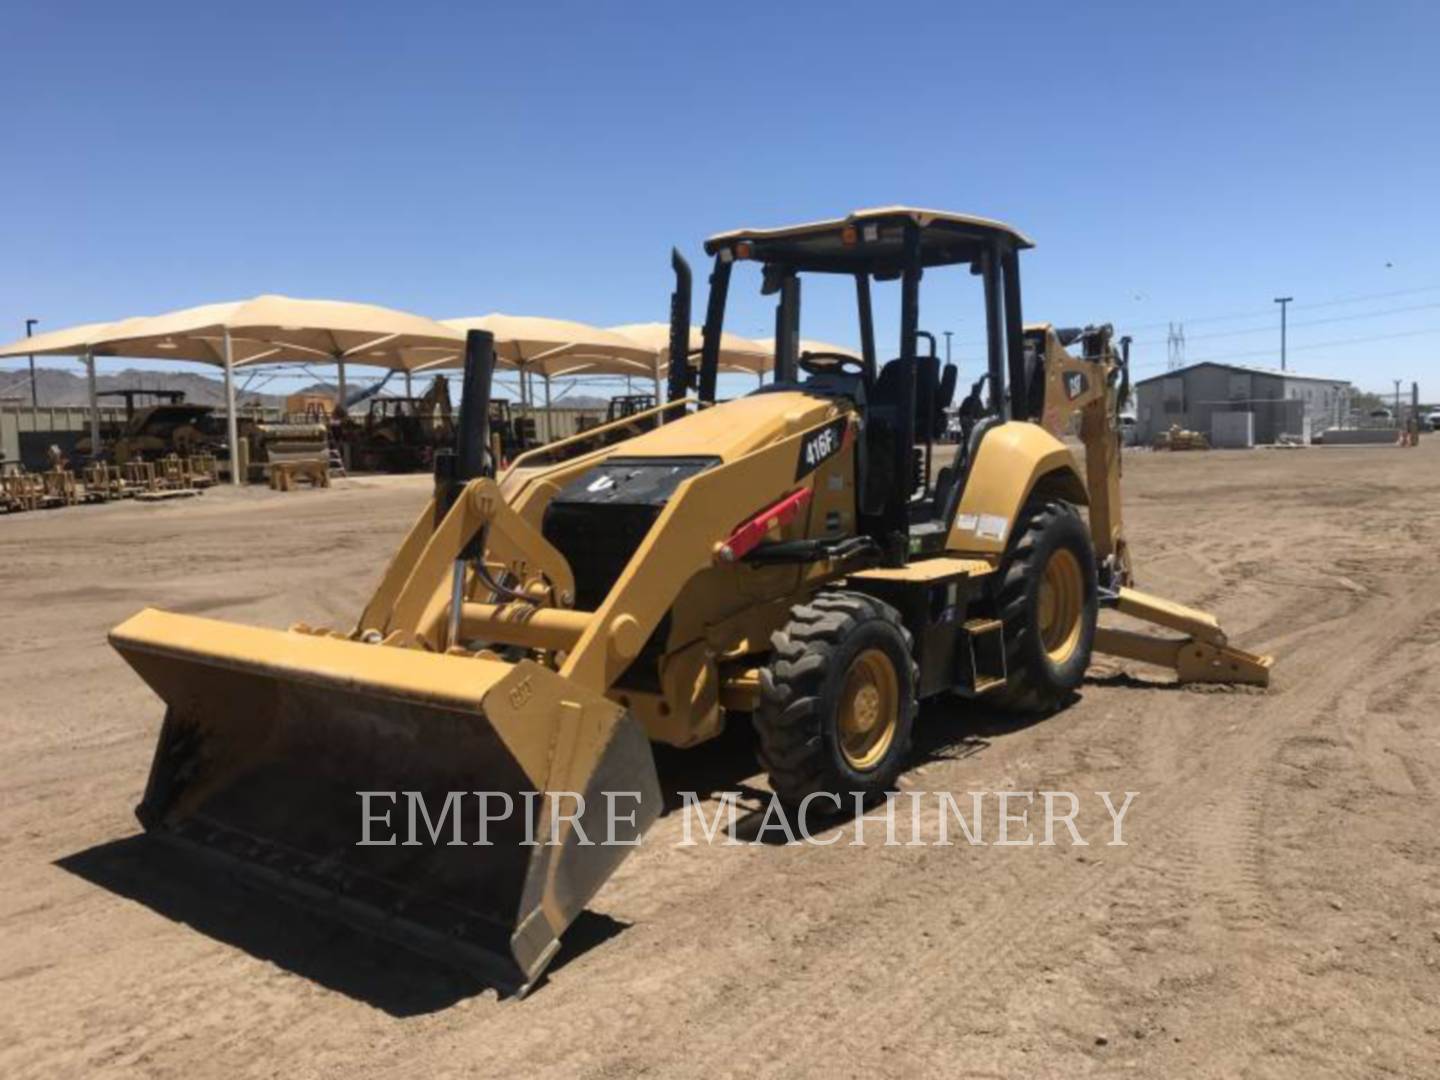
<box><xmin>837</xmin><ymin>647</ymin><xmax>900</xmax><ymax>770</ymax></box>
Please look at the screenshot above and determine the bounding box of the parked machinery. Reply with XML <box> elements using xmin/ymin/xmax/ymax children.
<box><xmin>606</xmin><ymin>393</ymin><xmax>656</xmax><ymax>421</ymax></box>
<box><xmin>488</xmin><ymin>398</ymin><xmax>541</xmax><ymax>461</ymax></box>
<box><xmin>1153</xmin><ymin>424</ymin><xmax>1210</xmax><ymax>451</ymax></box>
<box><xmin>243</xmin><ymin>420</ymin><xmax>331</xmax><ymax>482</ymax></box>
<box><xmin>340</xmin><ymin>376</ymin><xmax>455</xmax><ymax>473</ymax></box>
<box><xmin>78</xmin><ymin>389</ymin><xmax>228</xmax><ymax>465</ymax></box>
<box><xmin>575</xmin><ymin>394</ymin><xmax>661</xmax><ymax>443</ymax></box>
<box><xmin>110</xmin><ymin>207</ymin><xmax>1272</xmax><ymax>994</ymax></box>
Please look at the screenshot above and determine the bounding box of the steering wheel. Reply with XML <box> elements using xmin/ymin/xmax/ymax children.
<box><xmin>798</xmin><ymin>351</ymin><xmax>868</xmax><ymax>378</ymax></box>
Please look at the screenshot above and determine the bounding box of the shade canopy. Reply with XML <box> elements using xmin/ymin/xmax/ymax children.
<box><xmin>106</xmin><ymin>295</ymin><xmax>465</xmax><ymax>371</ymax></box>
<box><xmin>0</xmin><ymin>296</ymin><xmax>466</xmax><ymax>372</ymax></box>
<box><xmin>0</xmin><ymin>320</ymin><xmax>128</xmax><ymax>359</ymax></box>
<box><xmin>12</xmin><ymin>309</ymin><xmax>293</xmax><ymax>366</ymax></box>
<box><xmin>608</xmin><ymin>322</ymin><xmax>774</xmax><ymax>376</ymax></box>
<box><xmin>433</xmin><ymin>315</ymin><xmax>657</xmax><ymax>379</ymax></box>
<box><xmin>0</xmin><ymin>295</ymin><xmax>467</xmax><ymax>487</ymax></box>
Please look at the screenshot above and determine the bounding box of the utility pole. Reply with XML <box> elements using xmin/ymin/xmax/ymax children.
<box><xmin>943</xmin><ymin>330</ymin><xmax>952</xmax><ymax>364</ymax></box>
<box><xmin>1394</xmin><ymin>378</ymin><xmax>1402</xmax><ymax>425</ymax></box>
<box><xmin>25</xmin><ymin>319</ymin><xmax>39</xmax><ymax>407</ymax></box>
<box><xmin>1274</xmin><ymin>297</ymin><xmax>1293</xmax><ymax>372</ymax></box>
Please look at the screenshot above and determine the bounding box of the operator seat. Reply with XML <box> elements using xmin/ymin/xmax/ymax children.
<box><xmin>871</xmin><ymin>356</ymin><xmax>956</xmax><ymax>436</ymax></box>
<box><xmin>864</xmin><ymin>357</ymin><xmax>957</xmax><ymax>516</ymax></box>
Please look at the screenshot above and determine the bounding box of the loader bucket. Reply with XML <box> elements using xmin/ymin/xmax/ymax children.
<box><xmin>109</xmin><ymin>608</ymin><xmax>661</xmax><ymax>995</ymax></box>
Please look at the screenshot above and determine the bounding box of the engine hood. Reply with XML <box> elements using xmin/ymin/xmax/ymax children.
<box><xmin>611</xmin><ymin>391</ymin><xmax>848</xmax><ymax>463</ymax></box>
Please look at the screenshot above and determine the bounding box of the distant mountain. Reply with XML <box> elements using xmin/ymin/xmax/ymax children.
<box><xmin>0</xmin><ymin>366</ymin><xmax>286</xmax><ymax>408</ymax></box>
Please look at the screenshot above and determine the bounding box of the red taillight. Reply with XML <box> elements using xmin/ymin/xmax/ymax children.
<box><xmin>715</xmin><ymin>487</ymin><xmax>813</xmax><ymax>563</ymax></box>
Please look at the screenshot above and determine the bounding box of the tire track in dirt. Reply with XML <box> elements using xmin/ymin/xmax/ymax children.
<box><xmin>714</xmin><ymin>574</ymin><xmax>1440</xmax><ymax>1076</ymax></box>
<box><xmin>414</xmin><ymin>574</ymin><xmax>1435</xmax><ymax>1079</ymax></box>
<box><xmin>10</xmin><ymin>455</ymin><xmax>1440</xmax><ymax>1078</ymax></box>
<box><xmin>368</xmin><ymin>496</ymin><xmax>1440</xmax><ymax>1078</ymax></box>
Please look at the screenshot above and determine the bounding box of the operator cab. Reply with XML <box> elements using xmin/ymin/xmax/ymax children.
<box><xmin>667</xmin><ymin>207</ymin><xmax>1035</xmax><ymax>566</ymax></box>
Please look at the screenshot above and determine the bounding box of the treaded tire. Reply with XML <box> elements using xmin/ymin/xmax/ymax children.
<box><xmin>755</xmin><ymin>591</ymin><xmax>918</xmax><ymax>805</ymax></box>
<box><xmin>993</xmin><ymin>499</ymin><xmax>1098</xmax><ymax>713</ymax></box>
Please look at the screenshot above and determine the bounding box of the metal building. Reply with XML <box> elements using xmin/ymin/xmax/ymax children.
<box><xmin>1134</xmin><ymin>362</ymin><xmax>1351</xmax><ymax>446</ymax></box>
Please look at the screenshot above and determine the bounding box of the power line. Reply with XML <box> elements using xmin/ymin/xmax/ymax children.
<box><xmin>1293</xmin><ymin>283</ymin><xmax>1440</xmax><ymax>312</ymax></box>
<box><xmin>945</xmin><ymin>284</ymin><xmax>1440</xmax><ymax>351</ymax></box>
<box><xmin>1131</xmin><ymin>324</ymin><xmax>1440</xmax><ymax>369</ymax></box>
<box><xmin>1118</xmin><ymin>283</ymin><xmax>1440</xmax><ymax>334</ymax></box>
<box><xmin>1127</xmin><ymin>299</ymin><xmax>1440</xmax><ymax>348</ymax></box>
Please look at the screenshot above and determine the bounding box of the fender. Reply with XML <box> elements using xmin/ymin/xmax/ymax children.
<box><xmin>946</xmin><ymin>421</ymin><xmax>1088</xmax><ymax>556</ymax></box>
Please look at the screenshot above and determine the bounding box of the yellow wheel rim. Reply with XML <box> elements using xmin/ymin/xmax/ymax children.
<box><xmin>837</xmin><ymin>648</ymin><xmax>900</xmax><ymax>770</ymax></box>
<box><xmin>1037</xmin><ymin>547</ymin><xmax>1085</xmax><ymax>664</ymax></box>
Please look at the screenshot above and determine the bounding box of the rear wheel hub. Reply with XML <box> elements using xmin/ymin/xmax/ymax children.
<box><xmin>1038</xmin><ymin>547</ymin><xmax>1084</xmax><ymax>664</ymax></box>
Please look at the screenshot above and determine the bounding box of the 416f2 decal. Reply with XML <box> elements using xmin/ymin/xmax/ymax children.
<box><xmin>796</xmin><ymin>418</ymin><xmax>848</xmax><ymax>480</ymax></box>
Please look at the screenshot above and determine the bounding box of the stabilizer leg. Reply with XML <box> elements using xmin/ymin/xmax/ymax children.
<box><xmin>1095</xmin><ymin>587</ymin><xmax>1273</xmax><ymax>687</ymax></box>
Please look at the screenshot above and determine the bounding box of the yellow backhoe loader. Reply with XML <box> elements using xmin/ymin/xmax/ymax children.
<box><xmin>110</xmin><ymin>207</ymin><xmax>1271</xmax><ymax>993</ymax></box>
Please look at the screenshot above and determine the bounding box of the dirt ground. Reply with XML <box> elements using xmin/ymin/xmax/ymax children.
<box><xmin>3</xmin><ymin>442</ymin><xmax>1439</xmax><ymax>1079</ymax></box>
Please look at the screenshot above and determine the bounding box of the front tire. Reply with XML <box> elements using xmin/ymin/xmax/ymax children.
<box><xmin>755</xmin><ymin>592</ymin><xmax>918</xmax><ymax>805</ymax></box>
<box><xmin>994</xmin><ymin>499</ymin><xmax>1098</xmax><ymax>713</ymax></box>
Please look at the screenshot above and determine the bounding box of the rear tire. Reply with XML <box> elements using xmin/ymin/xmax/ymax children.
<box><xmin>755</xmin><ymin>592</ymin><xmax>918</xmax><ymax>805</ymax></box>
<box><xmin>993</xmin><ymin>499</ymin><xmax>1098</xmax><ymax>713</ymax></box>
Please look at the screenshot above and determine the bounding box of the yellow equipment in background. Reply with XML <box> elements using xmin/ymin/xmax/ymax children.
<box><xmin>244</xmin><ymin>421</ymin><xmax>331</xmax><ymax>482</ymax></box>
<box><xmin>110</xmin><ymin>208</ymin><xmax>1271</xmax><ymax>993</ymax></box>
<box><xmin>1153</xmin><ymin>423</ymin><xmax>1211</xmax><ymax>451</ymax></box>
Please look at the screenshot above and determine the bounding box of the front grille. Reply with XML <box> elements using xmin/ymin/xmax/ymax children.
<box><xmin>540</xmin><ymin>456</ymin><xmax>718</xmax><ymax>611</ymax></box>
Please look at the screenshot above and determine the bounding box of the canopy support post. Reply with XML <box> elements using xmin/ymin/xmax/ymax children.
<box><xmin>652</xmin><ymin>356</ymin><xmax>664</xmax><ymax>425</ymax></box>
<box><xmin>542</xmin><ymin>374</ymin><xmax>553</xmax><ymax>443</ymax></box>
<box><xmin>85</xmin><ymin>348</ymin><xmax>101</xmax><ymax>460</ymax></box>
<box><xmin>222</xmin><ymin>329</ymin><xmax>241</xmax><ymax>486</ymax></box>
<box><xmin>405</xmin><ymin>370</ymin><xmax>413</xmax><ymax>399</ymax></box>
<box><xmin>336</xmin><ymin>357</ymin><xmax>348</xmax><ymax>410</ymax></box>
<box><xmin>519</xmin><ymin>364</ymin><xmax>530</xmax><ymax>444</ymax></box>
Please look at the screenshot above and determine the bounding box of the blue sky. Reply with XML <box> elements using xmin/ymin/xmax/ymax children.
<box><xmin>2</xmin><ymin>1</ymin><xmax>1436</xmax><ymax>401</ymax></box>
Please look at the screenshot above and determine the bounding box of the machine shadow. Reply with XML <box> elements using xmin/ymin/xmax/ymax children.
<box><xmin>55</xmin><ymin>834</ymin><xmax>626</xmax><ymax>1016</ymax></box>
<box><xmin>646</xmin><ymin>694</ymin><xmax>1062</xmax><ymax>845</ymax></box>
<box><xmin>650</xmin><ymin>719</ymin><xmax>772</xmax><ymax>815</ymax></box>
<box><xmin>57</xmin><ymin>694</ymin><xmax>1088</xmax><ymax>999</ymax></box>
<box><xmin>1084</xmin><ymin>671</ymin><xmax>1188</xmax><ymax>692</ymax></box>
<box><xmin>915</xmin><ymin>690</ymin><xmax>1067</xmax><ymax>750</ymax></box>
